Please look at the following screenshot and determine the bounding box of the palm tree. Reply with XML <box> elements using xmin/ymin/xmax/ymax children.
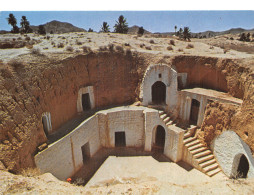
<box><xmin>174</xmin><ymin>25</ymin><xmax>177</xmax><ymax>35</ymax></box>
<box><xmin>7</xmin><ymin>13</ymin><xmax>19</xmax><ymax>33</ymax></box>
<box><xmin>183</xmin><ymin>27</ymin><xmax>191</xmax><ymax>41</ymax></box>
<box><xmin>114</xmin><ymin>15</ymin><xmax>128</xmax><ymax>34</ymax></box>
<box><xmin>101</xmin><ymin>22</ymin><xmax>110</xmax><ymax>33</ymax></box>
<box><xmin>20</xmin><ymin>16</ymin><xmax>32</xmax><ymax>33</ymax></box>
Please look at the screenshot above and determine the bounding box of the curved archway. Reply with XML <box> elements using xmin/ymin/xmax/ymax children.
<box><xmin>153</xmin><ymin>125</ymin><xmax>166</xmax><ymax>153</ymax></box>
<box><xmin>232</xmin><ymin>153</ymin><xmax>249</xmax><ymax>178</ymax></box>
<box><xmin>152</xmin><ymin>81</ymin><xmax>166</xmax><ymax>104</ymax></box>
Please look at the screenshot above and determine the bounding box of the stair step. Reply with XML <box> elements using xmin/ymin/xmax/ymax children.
<box><xmin>185</xmin><ymin>139</ymin><xmax>200</xmax><ymax>147</ymax></box>
<box><xmin>188</xmin><ymin>143</ymin><xmax>204</xmax><ymax>151</ymax></box>
<box><xmin>206</xmin><ymin>167</ymin><xmax>221</xmax><ymax>177</ymax></box>
<box><xmin>188</xmin><ymin>125</ymin><xmax>197</xmax><ymax>131</ymax></box>
<box><xmin>190</xmin><ymin>147</ymin><xmax>206</xmax><ymax>155</ymax></box>
<box><xmin>203</xmin><ymin>163</ymin><xmax>218</xmax><ymax>172</ymax></box>
<box><xmin>166</xmin><ymin>121</ymin><xmax>173</xmax><ymax>126</ymax></box>
<box><xmin>184</xmin><ymin>132</ymin><xmax>192</xmax><ymax>139</ymax></box>
<box><xmin>158</xmin><ymin>110</ymin><xmax>164</xmax><ymax>115</ymax></box>
<box><xmin>163</xmin><ymin>117</ymin><xmax>170</xmax><ymax>123</ymax></box>
<box><xmin>196</xmin><ymin>154</ymin><xmax>214</xmax><ymax>164</ymax></box>
<box><xmin>200</xmin><ymin>158</ymin><xmax>216</xmax><ymax>168</ymax></box>
<box><xmin>160</xmin><ymin>114</ymin><xmax>167</xmax><ymax>119</ymax></box>
<box><xmin>194</xmin><ymin>150</ymin><xmax>212</xmax><ymax>159</ymax></box>
<box><xmin>183</xmin><ymin>137</ymin><xmax>196</xmax><ymax>144</ymax></box>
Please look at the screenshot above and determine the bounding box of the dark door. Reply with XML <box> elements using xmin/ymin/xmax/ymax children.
<box><xmin>82</xmin><ymin>93</ymin><xmax>91</xmax><ymax>111</ymax></box>
<box><xmin>237</xmin><ymin>155</ymin><xmax>249</xmax><ymax>178</ymax></box>
<box><xmin>81</xmin><ymin>142</ymin><xmax>90</xmax><ymax>163</ymax></box>
<box><xmin>152</xmin><ymin>81</ymin><xmax>166</xmax><ymax>104</ymax></box>
<box><xmin>190</xmin><ymin>99</ymin><xmax>200</xmax><ymax>125</ymax></box>
<box><xmin>115</xmin><ymin>132</ymin><xmax>126</xmax><ymax>147</ymax></box>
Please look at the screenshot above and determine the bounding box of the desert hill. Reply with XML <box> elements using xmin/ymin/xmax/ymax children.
<box><xmin>30</xmin><ymin>20</ymin><xmax>87</xmax><ymax>34</ymax></box>
<box><xmin>128</xmin><ymin>25</ymin><xmax>151</xmax><ymax>34</ymax></box>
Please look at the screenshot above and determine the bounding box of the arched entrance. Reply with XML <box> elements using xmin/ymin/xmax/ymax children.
<box><xmin>232</xmin><ymin>154</ymin><xmax>250</xmax><ymax>178</ymax></box>
<box><xmin>153</xmin><ymin>125</ymin><xmax>166</xmax><ymax>152</ymax></box>
<box><xmin>152</xmin><ymin>81</ymin><xmax>166</xmax><ymax>104</ymax></box>
<box><xmin>236</xmin><ymin>154</ymin><xmax>249</xmax><ymax>178</ymax></box>
<box><xmin>190</xmin><ymin>99</ymin><xmax>200</xmax><ymax>125</ymax></box>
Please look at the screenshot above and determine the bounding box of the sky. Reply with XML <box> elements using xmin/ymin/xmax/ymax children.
<box><xmin>0</xmin><ymin>11</ymin><xmax>254</xmax><ymax>33</ymax></box>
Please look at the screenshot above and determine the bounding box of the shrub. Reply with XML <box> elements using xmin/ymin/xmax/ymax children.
<box><xmin>124</xmin><ymin>43</ymin><xmax>130</xmax><ymax>46</ymax></box>
<box><xmin>8</xmin><ymin>59</ymin><xmax>24</xmax><ymax>70</ymax></box>
<box><xmin>20</xmin><ymin>168</ymin><xmax>41</xmax><ymax>177</ymax></box>
<box><xmin>82</xmin><ymin>46</ymin><xmax>91</xmax><ymax>53</ymax></box>
<box><xmin>57</xmin><ymin>43</ymin><xmax>64</xmax><ymax>48</ymax></box>
<box><xmin>230</xmin><ymin>37</ymin><xmax>234</xmax><ymax>40</ymax></box>
<box><xmin>178</xmin><ymin>48</ymin><xmax>183</xmax><ymax>52</ymax></box>
<box><xmin>209</xmin><ymin>46</ymin><xmax>214</xmax><ymax>49</ymax></box>
<box><xmin>145</xmin><ymin>46</ymin><xmax>152</xmax><ymax>50</ymax></box>
<box><xmin>149</xmin><ymin>39</ymin><xmax>155</xmax><ymax>44</ymax></box>
<box><xmin>46</xmin><ymin>36</ymin><xmax>50</xmax><ymax>40</ymax></box>
<box><xmin>66</xmin><ymin>46</ymin><xmax>74</xmax><ymax>52</ymax></box>
<box><xmin>140</xmin><ymin>43</ymin><xmax>145</xmax><ymax>48</ymax></box>
<box><xmin>167</xmin><ymin>46</ymin><xmax>173</xmax><ymax>50</ymax></box>
<box><xmin>99</xmin><ymin>46</ymin><xmax>107</xmax><ymax>51</ymax></box>
<box><xmin>30</xmin><ymin>48</ymin><xmax>41</xmax><ymax>55</ymax></box>
<box><xmin>169</xmin><ymin>40</ymin><xmax>175</xmax><ymax>46</ymax></box>
<box><xmin>76</xmin><ymin>40</ymin><xmax>82</xmax><ymax>45</ymax></box>
<box><xmin>115</xmin><ymin>45</ymin><xmax>124</xmax><ymax>53</ymax></box>
<box><xmin>186</xmin><ymin>44</ymin><xmax>194</xmax><ymax>49</ymax></box>
<box><xmin>25</xmin><ymin>36</ymin><xmax>30</xmax><ymax>41</ymax></box>
<box><xmin>108</xmin><ymin>44</ymin><xmax>114</xmax><ymax>52</ymax></box>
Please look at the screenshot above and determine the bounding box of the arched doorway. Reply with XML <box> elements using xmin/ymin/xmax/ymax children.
<box><xmin>236</xmin><ymin>154</ymin><xmax>249</xmax><ymax>178</ymax></box>
<box><xmin>153</xmin><ymin>125</ymin><xmax>166</xmax><ymax>152</ymax></box>
<box><xmin>190</xmin><ymin>99</ymin><xmax>200</xmax><ymax>125</ymax></box>
<box><xmin>152</xmin><ymin>81</ymin><xmax>166</xmax><ymax>104</ymax></box>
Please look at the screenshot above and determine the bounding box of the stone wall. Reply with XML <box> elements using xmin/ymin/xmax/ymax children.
<box><xmin>35</xmin><ymin>106</ymin><xmax>185</xmax><ymax>179</ymax></box>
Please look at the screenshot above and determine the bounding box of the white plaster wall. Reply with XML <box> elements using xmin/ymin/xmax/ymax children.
<box><xmin>107</xmin><ymin>109</ymin><xmax>144</xmax><ymax>147</ymax></box>
<box><xmin>144</xmin><ymin>108</ymin><xmax>184</xmax><ymax>162</ymax></box>
<box><xmin>35</xmin><ymin>115</ymin><xmax>101</xmax><ymax>180</ymax></box>
<box><xmin>140</xmin><ymin>64</ymin><xmax>178</xmax><ymax>114</ymax></box>
<box><xmin>211</xmin><ymin>131</ymin><xmax>254</xmax><ymax>178</ymax></box>
<box><xmin>77</xmin><ymin>86</ymin><xmax>95</xmax><ymax>112</ymax></box>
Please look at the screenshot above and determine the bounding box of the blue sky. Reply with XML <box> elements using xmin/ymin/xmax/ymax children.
<box><xmin>0</xmin><ymin>11</ymin><xmax>254</xmax><ymax>33</ymax></box>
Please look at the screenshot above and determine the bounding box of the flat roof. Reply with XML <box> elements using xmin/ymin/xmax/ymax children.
<box><xmin>181</xmin><ymin>88</ymin><xmax>243</xmax><ymax>105</ymax></box>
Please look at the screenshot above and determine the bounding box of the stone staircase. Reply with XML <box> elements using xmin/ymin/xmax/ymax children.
<box><xmin>183</xmin><ymin>130</ymin><xmax>221</xmax><ymax>177</ymax></box>
<box><xmin>158</xmin><ymin>110</ymin><xmax>175</xmax><ymax>127</ymax></box>
<box><xmin>157</xmin><ymin>109</ymin><xmax>221</xmax><ymax>177</ymax></box>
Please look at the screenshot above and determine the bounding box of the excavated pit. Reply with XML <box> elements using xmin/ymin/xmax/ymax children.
<box><xmin>0</xmin><ymin>51</ymin><xmax>253</xmax><ymax>181</ymax></box>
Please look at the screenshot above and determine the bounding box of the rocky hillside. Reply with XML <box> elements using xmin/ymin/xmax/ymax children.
<box><xmin>30</xmin><ymin>20</ymin><xmax>86</xmax><ymax>34</ymax></box>
<box><xmin>128</xmin><ymin>25</ymin><xmax>151</xmax><ymax>34</ymax></box>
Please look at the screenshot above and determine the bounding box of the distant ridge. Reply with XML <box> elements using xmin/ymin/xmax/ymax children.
<box><xmin>30</xmin><ymin>20</ymin><xmax>87</xmax><ymax>34</ymax></box>
<box><xmin>128</xmin><ymin>25</ymin><xmax>151</xmax><ymax>34</ymax></box>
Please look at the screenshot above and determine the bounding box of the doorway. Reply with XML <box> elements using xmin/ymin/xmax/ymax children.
<box><xmin>115</xmin><ymin>132</ymin><xmax>126</xmax><ymax>147</ymax></box>
<box><xmin>154</xmin><ymin>125</ymin><xmax>166</xmax><ymax>152</ymax></box>
<box><xmin>190</xmin><ymin>99</ymin><xmax>200</xmax><ymax>125</ymax></box>
<box><xmin>151</xmin><ymin>81</ymin><xmax>166</xmax><ymax>104</ymax></box>
<box><xmin>236</xmin><ymin>154</ymin><xmax>249</xmax><ymax>178</ymax></box>
<box><xmin>81</xmin><ymin>142</ymin><xmax>91</xmax><ymax>163</ymax></box>
<box><xmin>82</xmin><ymin>93</ymin><xmax>91</xmax><ymax>111</ymax></box>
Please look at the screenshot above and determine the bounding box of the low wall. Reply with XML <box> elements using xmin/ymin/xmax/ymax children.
<box><xmin>35</xmin><ymin>115</ymin><xmax>101</xmax><ymax>180</ymax></box>
<box><xmin>35</xmin><ymin>106</ymin><xmax>185</xmax><ymax>180</ymax></box>
<box><xmin>211</xmin><ymin>131</ymin><xmax>254</xmax><ymax>178</ymax></box>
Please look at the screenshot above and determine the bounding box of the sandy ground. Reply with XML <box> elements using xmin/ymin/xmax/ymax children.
<box><xmin>1</xmin><ymin>156</ymin><xmax>254</xmax><ymax>194</ymax></box>
<box><xmin>1</xmin><ymin>32</ymin><xmax>254</xmax><ymax>63</ymax></box>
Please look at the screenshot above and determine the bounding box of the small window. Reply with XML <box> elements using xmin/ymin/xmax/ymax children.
<box><xmin>158</xmin><ymin>73</ymin><xmax>162</xmax><ymax>78</ymax></box>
